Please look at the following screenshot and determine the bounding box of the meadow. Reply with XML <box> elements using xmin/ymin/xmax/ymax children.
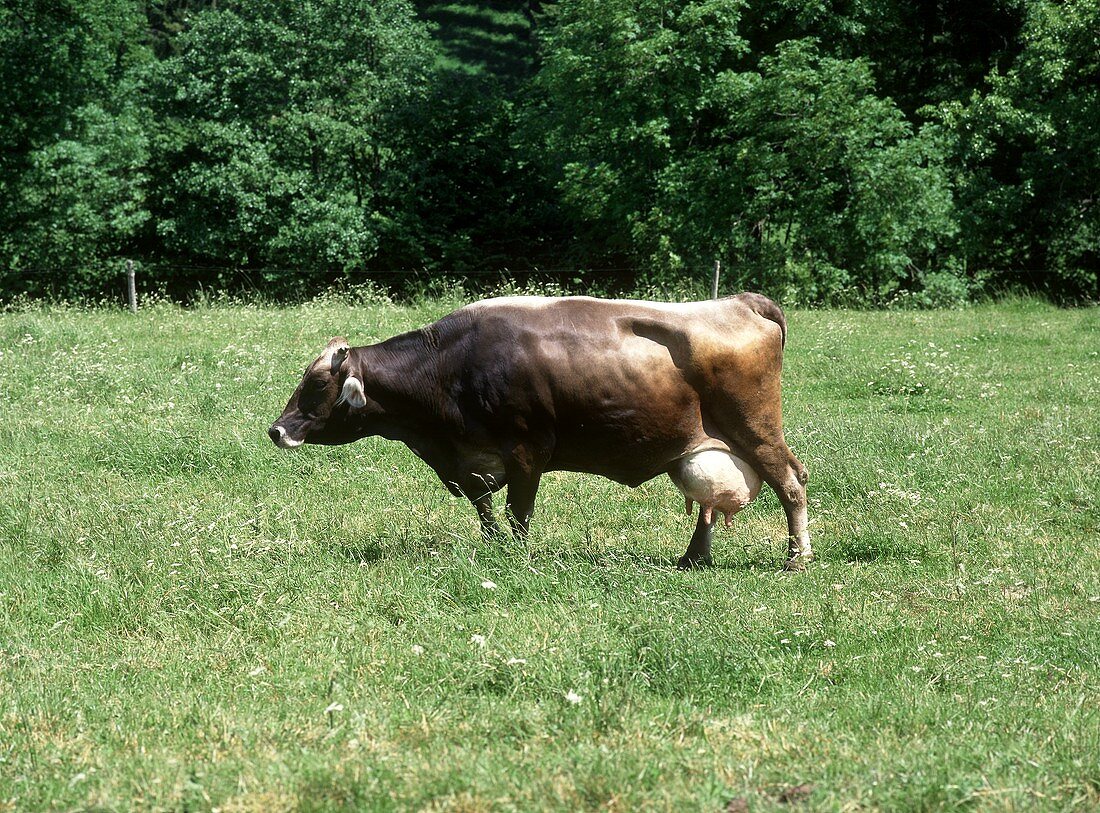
<box><xmin>0</xmin><ymin>293</ymin><xmax>1097</xmax><ymax>811</ymax></box>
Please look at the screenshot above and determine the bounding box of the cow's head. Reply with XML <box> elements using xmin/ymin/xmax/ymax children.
<box><xmin>268</xmin><ymin>337</ymin><xmax>368</xmax><ymax>448</ymax></box>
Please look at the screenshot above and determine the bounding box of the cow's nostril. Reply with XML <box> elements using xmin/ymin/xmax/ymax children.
<box><xmin>268</xmin><ymin>426</ymin><xmax>282</xmax><ymax>444</ymax></box>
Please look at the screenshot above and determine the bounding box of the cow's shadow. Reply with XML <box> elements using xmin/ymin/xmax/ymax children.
<box><xmin>336</xmin><ymin>541</ymin><xmax>388</xmax><ymax>565</ymax></box>
<box><xmin>336</xmin><ymin>536</ymin><xmax>785</xmax><ymax>572</ymax></box>
<box><xmin>520</xmin><ymin>546</ymin><xmax>779</xmax><ymax>572</ymax></box>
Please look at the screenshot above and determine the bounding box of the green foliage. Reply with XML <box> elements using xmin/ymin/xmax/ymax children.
<box><xmin>850</xmin><ymin>0</ymin><xmax>1027</xmax><ymax>117</ymax></box>
<box><xmin>0</xmin><ymin>0</ymin><xmax>146</xmax><ymax>159</ymax></box>
<box><xmin>415</xmin><ymin>0</ymin><xmax>537</xmax><ymax>81</ymax></box>
<box><xmin>145</xmin><ymin>0</ymin><xmax>436</xmax><ymax>276</ymax></box>
<box><xmin>0</xmin><ymin>0</ymin><xmax>151</xmax><ymax>295</ymax></box>
<box><xmin>12</xmin><ymin>105</ymin><xmax>149</xmax><ymax>291</ymax></box>
<box><xmin>934</xmin><ymin>0</ymin><xmax>1099</xmax><ymax>299</ymax></box>
<box><xmin>535</xmin><ymin>3</ymin><xmax>958</xmax><ymax>302</ymax></box>
<box><xmin>0</xmin><ymin>0</ymin><xmax>1096</xmax><ymax>302</ymax></box>
<box><xmin>144</xmin><ymin>0</ymin><xmax>218</xmax><ymax>58</ymax></box>
<box><xmin>383</xmin><ymin>78</ymin><xmax>558</xmax><ymax>275</ymax></box>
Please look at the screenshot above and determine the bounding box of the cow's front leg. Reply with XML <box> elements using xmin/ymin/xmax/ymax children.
<box><xmin>505</xmin><ymin>471</ymin><xmax>542</xmax><ymax>539</ymax></box>
<box><xmin>471</xmin><ymin>492</ymin><xmax>504</xmax><ymax>540</ymax></box>
<box><xmin>446</xmin><ymin>468</ymin><xmax>506</xmax><ymax>542</ymax></box>
<box><xmin>678</xmin><ymin>508</ymin><xmax>715</xmax><ymax>569</ymax></box>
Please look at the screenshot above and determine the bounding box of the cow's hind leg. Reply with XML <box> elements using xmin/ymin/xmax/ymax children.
<box><xmin>709</xmin><ymin>419</ymin><xmax>811</xmax><ymax>569</ymax></box>
<box><xmin>678</xmin><ymin>509</ymin><xmax>716</xmax><ymax>569</ymax></box>
<box><xmin>749</xmin><ymin>441</ymin><xmax>812</xmax><ymax>570</ymax></box>
<box><xmin>704</xmin><ymin>363</ymin><xmax>812</xmax><ymax>570</ymax></box>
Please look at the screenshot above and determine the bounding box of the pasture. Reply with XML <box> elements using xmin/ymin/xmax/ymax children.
<box><xmin>1</xmin><ymin>295</ymin><xmax>1097</xmax><ymax>811</ymax></box>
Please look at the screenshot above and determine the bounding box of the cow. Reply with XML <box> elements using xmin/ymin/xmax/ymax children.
<box><xmin>268</xmin><ymin>294</ymin><xmax>813</xmax><ymax>570</ymax></box>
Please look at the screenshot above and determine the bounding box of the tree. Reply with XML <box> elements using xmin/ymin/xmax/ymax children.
<box><xmin>0</xmin><ymin>0</ymin><xmax>151</xmax><ymax>295</ymax></box>
<box><xmin>144</xmin><ymin>0</ymin><xmax>436</xmax><ymax>280</ymax></box>
<box><xmin>534</xmin><ymin>0</ymin><xmax>957</xmax><ymax>301</ymax></box>
<box><xmin>12</xmin><ymin>104</ymin><xmax>149</xmax><ymax>291</ymax></box>
<box><xmin>936</xmin><ymin>0</ymin><xmax>1099</xmax><ymax>297</ymax></box>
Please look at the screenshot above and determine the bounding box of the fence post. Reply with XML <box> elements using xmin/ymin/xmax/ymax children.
<box><xmin>126</xmin><ymin>260</ymin><xmax>137</xmax><ymax>314</ymax></box>
<box><xmin>711</xmin><ymin>259</ymin><xmax>721</xmax><ymax>300</ymax></box>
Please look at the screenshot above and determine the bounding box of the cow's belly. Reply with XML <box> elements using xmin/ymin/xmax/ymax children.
<box><xmin>545</xmin><ymin>437</ymin><xmax>683</xmax><ymax>485</ymax></box>
<box><xmin>668</xmin><ymin>450</ymin><xmax>762</xmax><ymax>524</ymax></box>
<box><xmin>468</xmin><ymin>323</ymin><xmax>744</xmax><ymax>486</ymax></box>
<box><xmin>542</xmin><ymin>375</ymin><xmax>730</xmax><ymax>486</ymax></box>
<box><xmin>545</xmin><ymin>416</ymin><xmax>731</xmax><ymax>487</ymax></box>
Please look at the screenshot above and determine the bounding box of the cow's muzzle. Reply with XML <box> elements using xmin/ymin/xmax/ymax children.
<box><xmin>268</xmin><ymin>424</ymin><xmax>303</xmax><ymax>449</ymax></box>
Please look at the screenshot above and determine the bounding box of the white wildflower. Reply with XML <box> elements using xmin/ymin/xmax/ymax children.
<box><xmin>481</xmin><ymin>580</ymin><xmax>497</xmax><ymax>590</ymax></box>
<box><xmin>470</xmin><ymin>634</ymin><xmax>487</xmax><ymax>648</ymax></box>
<box><xmin>564</xmin><ymin>690</ymin><xmax>582</xmax><ymax>705</ymax></box>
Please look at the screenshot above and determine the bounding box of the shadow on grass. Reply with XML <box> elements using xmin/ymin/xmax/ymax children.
<box><xmin>335</xmin><ymin>532</ymin><xmax>451</xmax><ymax>565</ymax></box>
<box><xmin>526</xmin><ymin>546</ymin><xmax>673</xmax><ymax>570</ymax></box>
<box><xmin>834</xmin><ymin>534</ymin><xmax>929</xmax><ymax>563</ymax></box>
<box><xmin>337</xmin><ymin>535</ymin><xmax>796</xmax><ymax>573</ymax></box>
<box><xmin>336</xmin><ymin>541</ymin><xmax>388</xmax><ymax>565</ymax></box>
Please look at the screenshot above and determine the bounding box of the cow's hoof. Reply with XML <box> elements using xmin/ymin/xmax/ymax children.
<box><xmin>677</xmin><ymin>554</ymin><xmax>714</xmax><ymax>570</ymax></box>
<box><xmin>783</xmin><ymin>554</ymin><xmax>814</xmax><ymax>572</ymax></box>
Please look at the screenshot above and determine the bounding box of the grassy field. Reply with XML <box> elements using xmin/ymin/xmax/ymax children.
<box><xmin>1</xmin><ymin>294</ymin><xmax>1098</xmax><ymax>811</ymax></box>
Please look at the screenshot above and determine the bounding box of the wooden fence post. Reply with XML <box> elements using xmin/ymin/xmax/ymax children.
<box><xmin>126</xmin><ymin>260</ymin><xmax>137</xmax><ymax>314</ymax></box>
<box><xmin>711</xmin><ymin>259</ymin><xmax>721</xmax><ymax>300</ymax></box>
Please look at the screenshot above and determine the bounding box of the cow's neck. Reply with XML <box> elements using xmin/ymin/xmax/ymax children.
<box><xmin>354</xmin><ymin>333</ymin><xmax>451</xmax><ymax>443</ymax></box>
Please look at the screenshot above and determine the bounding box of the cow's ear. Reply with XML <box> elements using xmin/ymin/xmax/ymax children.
<box><xmin>328</xmin><ymin>340</ymin><xmax>350</xmax><ymax>373</ymax></box>
<box><xmin>338</xmin><ymin>375</ymin><xmax>367</xmax><ymax>409</ymax></box>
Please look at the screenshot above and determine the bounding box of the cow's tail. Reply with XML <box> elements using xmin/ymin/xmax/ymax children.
<box><xmin>733</xmin><ymin>292</ymin><xmax>786</xmax><ymax>347</ymax></box>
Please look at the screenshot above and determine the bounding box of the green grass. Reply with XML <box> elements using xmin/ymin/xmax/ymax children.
<box><xmin>1</xmin><ymin>295</ymin><xmax>1098</xmax><ymax>811</ymax></box>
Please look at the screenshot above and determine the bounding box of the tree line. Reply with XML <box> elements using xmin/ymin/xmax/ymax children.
<box><xmin>1</xmin><ymin>0</ymin><xmax>1096</xmax><ymax>304</ymax></box>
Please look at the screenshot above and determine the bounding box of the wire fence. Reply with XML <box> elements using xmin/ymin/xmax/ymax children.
<box><xmin>6</xmin><ymin>261</ymin><xmax>1082</xmax><ymax>282</ymax></box>
<box><xmin>2</xmin><ymin>261</ymin><xmax>729</xmax><ymax>304</ymax></box>
<box><xmin>2</xmin><ymin>260</ymin><xmax>1094</xmax><ymax>308</ymax></box>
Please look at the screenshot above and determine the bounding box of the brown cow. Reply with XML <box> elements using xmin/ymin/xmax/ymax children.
<box><xmin>268</xmin><ymin>294</ymin><xmax>813</xmax><ymax>569</ymax></box>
